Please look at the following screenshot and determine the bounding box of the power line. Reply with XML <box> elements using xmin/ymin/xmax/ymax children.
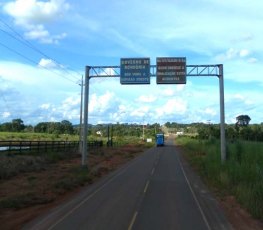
<box><xmin>0</xmin><ymin>41</ymin><xmax>78</xmax><ymax>84</ymax></box>
<box><xmin>0</xmin><ymin>19</ymin><xmax>81</xmax><ymax>82</ymax></box>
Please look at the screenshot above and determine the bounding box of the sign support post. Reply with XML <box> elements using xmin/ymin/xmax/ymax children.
<box><xmin>82</xmin><ymin>66</ymin><xmax>90</xmax><ymax>167</ymax></box>
<box><xmin>219</xmin><ymin>64</ymin><xmax>226</xmax><ymax>162</ymax></box>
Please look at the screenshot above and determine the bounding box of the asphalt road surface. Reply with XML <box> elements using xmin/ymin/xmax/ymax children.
<box><xmin>24</xmin><ymin>137</ymin><xmax>232</xmax><ymax>230</ymax></box>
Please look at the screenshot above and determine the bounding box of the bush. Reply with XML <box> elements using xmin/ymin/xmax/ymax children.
<box><xmin>177</xmin><ymin>137</ymin><xmax>263</xmax><ymax>220</ymax></box>
<box><xmin>0</xmin><ymin>155</ymin><xmax>46</xmax><ymax>179</ymax></box>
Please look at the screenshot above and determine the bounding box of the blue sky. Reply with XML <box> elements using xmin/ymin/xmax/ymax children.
<box><xmin>0</xmin><ymin>0</ymin><xmax>262</xmax><ymax>125</ymax></box>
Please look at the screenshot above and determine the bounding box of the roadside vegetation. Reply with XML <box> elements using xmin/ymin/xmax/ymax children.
<box><xmin>176</xmin><ymin>137</ymin><xmax>263</xmax><ymax>220</ymax></box>
<box><xmin>0</xmin><ymin>140</ymin><xmax>152</xmax><ymax>229</ymax></box>
<box><xmin>1</xmin><ymin>116</ymin><xmax>263</xmax><ymax>225</ymax></box>
<box><xmin>0</xmin><ymin>118</ymin><xmax>158</xmax><ymax>229</ymax></box>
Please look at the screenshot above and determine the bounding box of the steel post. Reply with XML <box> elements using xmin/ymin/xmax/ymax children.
<box><xmin>82</xmin><ymin>66</ymin><xmax>90</xmax><ymax>167</ymax></box>
<box><xmin>219</xmin><ymin>64</ymin><xmax>226</xmax><ymax>162</ymax></box>
<box><xmin>79</xmin><ymin>75</ymin><xmax>83</xmax><ymax>153</ymax></box>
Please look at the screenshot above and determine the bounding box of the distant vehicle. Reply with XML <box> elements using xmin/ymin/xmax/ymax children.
<box><xmin>156</xmin><ymin>133</ymin><xmax>164</xmax><ymax>147</ymax></box>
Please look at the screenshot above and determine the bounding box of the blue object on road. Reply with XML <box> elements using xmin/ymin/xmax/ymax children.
<box><xmin>156</xmin><ymin>133</ymin><xmax>164</xmax><ymax>146</ymax></box>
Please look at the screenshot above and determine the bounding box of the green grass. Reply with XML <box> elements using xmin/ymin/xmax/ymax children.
<box><xmin>0</xmin><ymin>132</ymin><xmax>80</xmax><ymax>141</ymax></box>
<box><xmin>176</xmin><ymin>137</ymin><xmax>263</xmax><ymax>220</ymax></box>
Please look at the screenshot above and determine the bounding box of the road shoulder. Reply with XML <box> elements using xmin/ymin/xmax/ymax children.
<box><xmin>176</xmin><ymin>145</ymin><xmax>263</xmax><ymax>230</ymax></box>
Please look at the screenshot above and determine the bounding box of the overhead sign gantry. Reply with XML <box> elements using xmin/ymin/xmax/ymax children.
<box><xmin>82</xmin><ymin>58</ymin><xmax>226</xmax><ymax>167</ymax></box>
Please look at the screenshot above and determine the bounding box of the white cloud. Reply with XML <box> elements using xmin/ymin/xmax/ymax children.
<box><xmin>35</xmin><ymin>96</ymin><xmax>81</xmax><ymax>122</ymax></box>
<box><xmin>161</xmin><ymin>88</ymin><xmax>175</xmax><ymax>97</ymax></box>
<box><xmin>40</xmin><ymin>103</ymin><xmax>51</xmax><ymax>109</ymax></box>
<box><xmin>2</xmin><ymin>112</ymin><xmax>11</xmax><ymax>119</ymax></box>
<box><xmin>136</xmin><ymin>95</ymin><xmax>157</xmax><ymax>103</ymax></box>
<box><xmin>155</xmin><ymin>98</ymin><xmax>187</xmax><ymax>117</ymax></box>
<box><xmin>0</xmin><ymin>61</ymin><xmax>77</xmax><ymax>87</ymax></box>
<box><xmin>3</xmin><ymin>0</ymin><xmax>69</xmax><ymax>44</ymax></box>
<box><xmin>24</xmin><ymin>25</ymin><xmax>67</xmax><ymax>44</ymax></box>
<box><xmin>216</xmin><ymin>48</ymin><xmax>239</xmax><ymax>61</ymax></box>
<box><xmin>247</xmin><ymin>58</ymin><xmax>258</xmax><ymax>63</ymax></box>
<box><xmin>3</xmin><ymin>0</ymin><xmax>70</xmax><ymax>25</ymax></box>
<box><xmin>239</xmin><ymin>49</ymin><xmax>250</xmax><ymax>58</ymax></box>
<box><xmin>232</xmin><ymin>94</ymin><xmax>253</xmax><ymax>105</ymax></box>
<box><xmin>38</xmin><ymin>58</ymin><xmax>58</xmax><ymax>68</ymax></box>
<box><xmin>203</xmin><ymin>108</ymin><xmax>217</xmax><ymax>116</ymax></box>
<box><xmin>89</xmin><ymin>91</ymin><xmax>114</xmax><ymax>114</ymax></box>
<box><xmin>130</xmin><ymin>106</ymin><xmax>150</xmax><ymax>118</ymax></box>
<box><xmin>61</xmin><ymin>96</ymin><xmax>80</xmax><ymax>109</ymax></box>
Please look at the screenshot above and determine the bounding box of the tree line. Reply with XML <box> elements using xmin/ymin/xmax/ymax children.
<box><xmin>0</xmin><ymin>119</ymin><xmax>162</xmax><ymax>139</ymax></box>
<box><xmin>165</xmin><ymin>121</ymin><xmax>263</xmax><ymax>142</ymax></box>
<box><xmin>0</xmin><ymin>119</ymin><xmax>74</xmax><ymax>135</ymax></box>
<box><xmin>1</xmin><ymin>117</ymin><xmax>262</xmax><ymax>142</ymax></box>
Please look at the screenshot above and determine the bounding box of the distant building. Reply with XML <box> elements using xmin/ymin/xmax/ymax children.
<box><xmin>176</xmin><ymin>131</ymin><xmax>184</xmax><ymax>136</ymax></box>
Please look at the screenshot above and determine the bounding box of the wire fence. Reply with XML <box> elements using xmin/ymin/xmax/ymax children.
<box><xmin>0</xmin><ymin>140</ymin><xmax>103</xmax><ymax>154</ymax></box>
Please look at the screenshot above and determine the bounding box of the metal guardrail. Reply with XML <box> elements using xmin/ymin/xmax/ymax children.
<box><xmin>0</xmin><ymin>140</ymin><xmax>103</xmax><ymax>154</ymax></box>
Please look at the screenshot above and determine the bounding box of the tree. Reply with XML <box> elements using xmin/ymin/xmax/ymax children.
<box><xmin>236</xmin><ymin>115</ymin><xmax>251</xmax><ymax>127</ymax></box>
<box><xmin>34</xmin><ymin>122</ymin><xmax>48</xmax><ymax>133</ymax></box>
<box><xmin>60</xmin><ymin>120</ymin><xmax>74</xmax><ymax>134</ymax></box>
<box><xmin>11</xmin><ymin>119</ymin><xmax>25</xmax><ymax>132</ymax></box>
<box><xmin>0</xmin><ymin>122</ymin><xmax>12</xmax><ymax>132</ymax></box>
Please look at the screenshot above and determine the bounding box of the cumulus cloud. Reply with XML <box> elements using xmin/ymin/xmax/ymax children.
<box><xmin>24</xmin><ymin>26</ymin><xmax>67</xmax><ymax>44</ymax></box>
<box><xmin>136</xmin><ymin>95</ymin><xmax>157</xmax><ymax>103</ymax></box>
<box><xmin>3</xmin><ymin>0</ymin><xmax>69</xmax><ymax>44</ymax></box>
<box><xmin>203</xmin><ymin>108</ymin><xmax>217</xmax><ymax>116</ymax></box>
<box><xmin>130</xmin><ymin>106</ymin><xmax>150</xmax><ymax>118</ymax></box>
<box><xmin>215</xmin><ymin>48</ymin><xmax>258</xmax><ymax>64</ymax></box>
<box><xmin>35</xmin><ymin>96</ymin><xmax>81</xmax><ymax>122</ymax></box>
<box><xmin>89</xmin><ymin>91</ymin><xmax>115</xmax><ymax>114</ymax></box>
<box><xmin>247</xmin><ymin>58</ymin><xmax>258</xmax><ymax>63</ymax></box>
<box><xmin>40</xmin><ymin>103</ymin><xmax>51</xmax><ymax>109</ymax></box>
<box><xmin>2</xmin><ymin>112</ymin><xmax>11</xmax><ymax>119</ymax></box>
<box><xmin>239</xmin><ymin>49</ymin><xmax>250</xmax><ymax>58</ymax></box>
<box><xmin>155</xmin><ymin>98</ymin><xmax>187</xmax><ymax>117</ymax></box>
<box><xmin>38</xmin><ymin>58</ymin><xmax>59</xmax><ymax>68</ymax></box>
<box><xmin>61</xmin><ymin>96</ymin><xmax>80</xmax><ymax>110</ymax></box>
<box><xmin>161</xmin><ymin>88</ymin><xmax>175</xmax><ymax>97</ymax></box>
<box><xmin>37</xmin><ymin>58</ymin><xmax>67</xmax><ymax>69</ymax></box>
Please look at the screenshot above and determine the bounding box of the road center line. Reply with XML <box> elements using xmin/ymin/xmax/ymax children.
<box><xmin>144</xmin><ymin>180</ymin><xmax>150</xmax><ymax>193</ymax></box>
<box><xmin>127</xmin><ymin>211</ymin><xmax>138</xmax><ymax>230</ymax></box>
<box><xmin>151</xmin><ymin>167</ymin><xmax>155</xmax><ymax>175</ymax></box>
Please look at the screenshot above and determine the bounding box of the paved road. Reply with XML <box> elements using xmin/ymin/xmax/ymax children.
<box><xmin>24</xmin><ymin>138</ymin><xmax>232</xmax><ymax>230</ymax></box>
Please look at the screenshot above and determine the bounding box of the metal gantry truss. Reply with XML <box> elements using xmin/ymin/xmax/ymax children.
<box><xmin>81</xmin><ymin>64</ymin><xmax>226</xmax><ymax>167</ymax></box>
<box><xmin>89</xmin><ymin>64</ymin><xmax>221</xmax><ymax>78</ymax></box>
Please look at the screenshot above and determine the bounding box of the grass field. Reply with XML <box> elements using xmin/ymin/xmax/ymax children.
<box><xmin>176</xmin><ymin>137</ymin><xmax>263</xmax><ymax>220</ymax></box>
<box><xmin>0</xmin><ymin>132</ymin><xmax>80</xmax><ymax>141</ymax></box>
<box><xmin>0</xmin><ymin>132</ymin><xmax>150</xmax><ymax>146</ymax></box>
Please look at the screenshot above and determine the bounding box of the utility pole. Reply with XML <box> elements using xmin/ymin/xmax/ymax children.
<box><xmin>79</xmin><ymin>75</ymin><xmax>83</xmax><ymax>153</ymax></box>
<box><xmin>142</xmin><ymin>117</ymin><xmax>145</xmax><ymax>141</ymax></box>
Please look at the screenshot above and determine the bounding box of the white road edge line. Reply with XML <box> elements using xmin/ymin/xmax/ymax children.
<box><xmin>127</xmin><ymin>211</ymin><xmax>138</xmax><ymax>230</ymax></box>
<box><xmin>151</xmin><ymin>167</ymin><xmax>155</xmax><ymax>175</ymax></box>
<box><xmin>177</xmin><ymin>156</ymin><xmax>212</xmax><ymax>230</ymax></box>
